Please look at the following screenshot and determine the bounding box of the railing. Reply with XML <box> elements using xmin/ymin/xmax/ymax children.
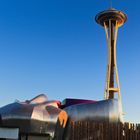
<box><xmin>55</xmin><ymin>121</ymin><xmax>140</xmax><ymax>140</ymax></box>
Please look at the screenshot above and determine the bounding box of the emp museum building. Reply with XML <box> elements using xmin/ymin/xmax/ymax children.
<box><xmin>0</xmin><ymin>94</ymin><xmax>123</xmax><ymax>140</ymax></box>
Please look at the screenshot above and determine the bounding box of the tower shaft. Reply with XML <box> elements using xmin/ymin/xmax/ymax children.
<box><xmin>109</xmin><ymin>24</ymin><xmax>115</xmax><ymax>98</ymax></box>
<box><xmin>105</xmin><ymin>20</ymin><xmax>119</xmax><ymax>99</ymax></box>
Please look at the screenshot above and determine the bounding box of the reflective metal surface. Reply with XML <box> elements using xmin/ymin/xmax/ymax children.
<box><xmin>55</xmin><ymin>99</ymin><xmax>123</xmax><ymax>139</ymax></box>
<box><xmin>0</xmin><ymin>95</ymin><xmax>123</xmax><ymax>139</ymax></box>
<box><xmin>0</xmin><ymin>94</ymin><xmax>68</xmax><ymax>138</ymax></box>
<box><xmin>64</xmin><ymin>99</ymin><xmax>122</xmax><ymax>123</ymax></box>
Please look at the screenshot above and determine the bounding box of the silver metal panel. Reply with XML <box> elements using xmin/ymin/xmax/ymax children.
<box><xmin>0</xmin><ymin>94</ymin><xmax>68</xmax><ymax>138</ymax></box>
<box><xmin>61</xmin><ymin>99</ymin><xmax>123</xmax><ymax>139</ymax></box>
<box><xmin>64</xmin><ymin>99</ymin><xmax>122</xmax><ymax>123</ymax></box>
<box><xmin>0</xmin><ymin>95</ymin><xmax>122</xmax><ymax>139</ymax></box>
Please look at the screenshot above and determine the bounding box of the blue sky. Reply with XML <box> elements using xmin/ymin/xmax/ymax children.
<box><xmin>0</xmin><ymin>0</ymin><xmax>140</xmax><ymax>122</ymax></box>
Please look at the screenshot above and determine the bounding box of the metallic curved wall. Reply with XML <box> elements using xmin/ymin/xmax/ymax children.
<box><xmin>64</xmin><ymin>99</ymin><xmax>122</xmax><ymax>123</ymax></box>
<box><xmin>0</xmin><ymin>95</ymin><xmax>123</xmax><ymax>140</ymax></box>
<box><xmin>0</xmin><ymin>95</ymin><xmax>68</xmax><ymax>138</ymax></box>
<box><xmin>60</xmin><ymin>99</ymin><xmax>123</xmax><ymax>139</ymax></box>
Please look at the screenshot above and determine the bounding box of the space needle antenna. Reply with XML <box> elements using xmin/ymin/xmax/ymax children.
<box><xmin>109</xmin><ymin>0</ymin><xmax>112</xmax><ymax>9</ymax></box>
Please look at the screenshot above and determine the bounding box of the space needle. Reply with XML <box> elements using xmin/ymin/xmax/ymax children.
<box><xmin>95</xmin><ymin>7</ymin><xmax>127</xmax><ymax>100</ymax></box>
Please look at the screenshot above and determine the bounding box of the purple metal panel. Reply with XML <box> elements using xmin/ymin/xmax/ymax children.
<box><xmin>61</xmin><ymin>98</ymin><xmax>96</xmax><ymax>108</ymax></box>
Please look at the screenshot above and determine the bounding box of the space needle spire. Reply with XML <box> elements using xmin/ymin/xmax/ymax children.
<box><xmin>95</xmin><ymin>8</ymin><xmax>127</xmax><ymax>100</ymax></box>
